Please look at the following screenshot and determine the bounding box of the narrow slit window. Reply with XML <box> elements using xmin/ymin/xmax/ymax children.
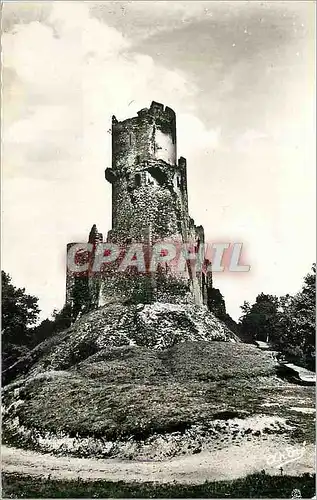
<box><xmin>135</xmin><ymin>173</ymin><xmax>141</xmax><ymax>187</ymax></box>
<box><xmin>153</xmin><ymin>126</ymin><xmax>156</xmax><ymax>154</ymax></box>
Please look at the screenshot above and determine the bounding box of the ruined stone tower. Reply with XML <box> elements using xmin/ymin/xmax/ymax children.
<box><xmin>66</xmin><ymin>101</ymin><xmax>213</xmax><ymax>316</ymax></box>
<box><xmin>105</xmin><ymin>101</ymin><xmax>186</xmax><ymax>244</ymax></box>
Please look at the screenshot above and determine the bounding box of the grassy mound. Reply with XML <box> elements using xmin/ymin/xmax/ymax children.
<box><xmin>2</xmin><ymin>302</ymin><xmax>314</xmax><ymax>468</ymax></box>
<box><xmin>2</xmin><ymin>342</ymin><xmax>273</xmax><ymax>444</ymax></box>
<box><xmin>3</xmin><ymin>302</ymin><xmax>238</xmax><ymax>385</ymax></box>
<box><xmin>4</xmin><ymin>341</ymin><xmax>275</xmax><ymax>439</ymax></box>
<box><xmin>3</xmin><ymin>339</ymin><xmax>315</xmax><ymax>460</ymax></box>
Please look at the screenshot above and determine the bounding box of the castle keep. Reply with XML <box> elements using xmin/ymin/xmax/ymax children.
<box><xmin>66</xmin><ymin>101</ymin><xmax>213</xmax><ymax>318</ymax></box>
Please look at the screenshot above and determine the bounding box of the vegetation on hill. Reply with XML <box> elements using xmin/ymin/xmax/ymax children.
<box><xmin>1</xmin><ymin>271</ymin><xmax>40</xmax><ymax>372</ymax></box>
<box><xmin>29</xmin><ymin>305</ymin><xmax>73</xmax><ymax>347</ymax></box>
<box><xmin>2</xmin><ymin>264</ymin><xmax>314</xmax><ymax>380</ymax></box>
<box><xmin>207</xmin><ymin>287</ymin><xmax>240</xmax><ymax>335</ymax></box>
<box><xmin>2</xmin><ymin>270</ymin><xmax>315</xmax><ymax>476</ymax></box>
<box><xmin>3</xmin><ymin>342</ymin><xmax>278</xmax><ymax>444</ymax></box>
<box><xmin>2</xmin><ymin>299</ymin><xmax>240</xmax><ymax>385</ymax></box>
<box><xmin>239</xmin><ymin>264</ymin><xmax>316</xmax><ymax>369</ymax></box>
<box><xmin>1</xmin><ymin>271</ymin><xmax>74</xmax><ymax>377</ymax></box>
<box><xmin>2</xmin><ymin>334</ymin><xmax>315</xmax><ymax>460</ymax></box>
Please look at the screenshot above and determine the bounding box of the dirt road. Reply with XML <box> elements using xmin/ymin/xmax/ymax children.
<box><xmin>2</xmin><ymin>441</ymin><xmax>315</xmax><ymax>484</ymax></box>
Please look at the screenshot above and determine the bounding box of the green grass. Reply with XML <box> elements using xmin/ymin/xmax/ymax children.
<box><xmin>2</xmin><ymin>361</ymin><xmax>314</xmax><ymax>452</ymax></box>
<box><xmin>3</xmin><ymin>342</ymin><xmax>314</xmax><ymax>458</ymax></box>
<box><xmin>2</xmin><ymin>342</ymin><xmax>278</xmax><ymax>441</ymax></box>
<box><xmin>2</xmin><ymin>472</ymin><xmax>315</xmax><ymax>498</ymax></box>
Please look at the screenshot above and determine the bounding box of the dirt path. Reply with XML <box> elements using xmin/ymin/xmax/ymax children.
<box><xmin>2</xmin><ymin>442</ymin><xmax>315</xmax><ymax>484</ymax></box>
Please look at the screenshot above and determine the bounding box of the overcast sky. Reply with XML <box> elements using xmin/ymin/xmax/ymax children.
<box><xmin>2</xmin><ymin>1</ymin><xmax>315</xmax><ymax>320</ymax></box>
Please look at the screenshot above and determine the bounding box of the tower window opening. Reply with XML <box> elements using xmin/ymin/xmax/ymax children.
<box><xmin>177</xmin><ymin>175</ymin><xmax>181</xmax><ymax>187</ymax></box>
<box><xmin>135</xmin><ymin>173</ymin><xmax>141</xmax><ymax>187</ymax></box>
<box><xmin>195</xmin><ymin>238</ymin><xmax>200</xmax><ymax>253</ymax></box>
<box><xmin>145</xmin><ymin>172</ymin><xmax>154</xmax><ymax>185</ymax></box>
<box><xmin>152</xmin><ymin>125</ymin><xmax>156</xmax><ymax>154</ymax></box>
<box><xmin>129</xmin><ymin>133</ymin><xmax>132</xmax><ymax>146</ymax></box>
<box><xmin>172</xmin><ymin>128</ymin><xmax>176</xmax><ymax>144</ymax></box>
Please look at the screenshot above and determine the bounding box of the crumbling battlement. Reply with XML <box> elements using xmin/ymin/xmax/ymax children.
<box><xmin>111</xmin><ymin>101</ymin><xmax>177</xmax><ymax>171</ymax></box>
<box><xmin>106</xmin><ymin>103</ymin><xmax>188</xmax><ymax>244</ymax></box>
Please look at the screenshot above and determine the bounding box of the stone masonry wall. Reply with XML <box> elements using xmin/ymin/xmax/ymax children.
<box><xmin>66</xmin><ymin>102</ymin><xmax>213</xmax><ymax>317</ymax></box>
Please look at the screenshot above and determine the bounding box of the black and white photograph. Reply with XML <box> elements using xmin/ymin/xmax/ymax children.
<box><xmin>1</xmin><ymin>1</ymin><xmax>316</xmax><ymax>498</ymax></box>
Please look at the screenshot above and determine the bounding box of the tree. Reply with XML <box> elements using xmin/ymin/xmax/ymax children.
<box><xmin>240</xmin><ymin>301</ymin><xmax>251</xmax><ymax>316</ymax></box>
<box><xmin>293</xmin><ymin>264</ymin><xmax>316</xmax><ymax>357</ymax></box>
<box><xmin>239</xmin><ymin>293</ymin><xmax>280</xmax><ymax>343</ymax></box>
<box><xmin>31</xmin><ymin>304</ymin><xmax>73</xmax><ymax>347</ymax></box>
<box><xmin>239</xmin><ymin>265</ymin><xmax>316</xmax><ymax>369</ymax></box>
<box><xmin>207</xmin><ymin>287</ymin><xmax>227</xmax><ymax>320</ymax></box>
<box><xmin>207</xmin><ymin>287</ymin><xmax>240</xmax><ymax>335</ymax></box>
<box><xmin>2</xmin><ymin>271</ymin><xmax>40</xmax><ymax>370</ymax></box>
<box><xmin>276</xmin><ymin>265</ymin><xmax>316</xmax><ymax>368</ymax></box>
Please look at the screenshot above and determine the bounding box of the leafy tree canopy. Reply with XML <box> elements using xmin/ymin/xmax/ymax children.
<box><xmin>239</xmin><ymin>265</ymin><xmax>316</xmax><ymax>368</ymax></box>
<box><xmin>2</xmin><ymin>271</ymin><xmax>40</xmax><ymax>370</ymax></box>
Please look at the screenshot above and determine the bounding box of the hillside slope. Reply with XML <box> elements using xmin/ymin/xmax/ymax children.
<box><xmin>3</xmin><ymin>301</ymin><xmax>238</xmax><ymax>383</ymax></box>
<box><xmin>2</xmin><ymin>301</ymin><xmax>315</xmax><ymax>474</ymax></box>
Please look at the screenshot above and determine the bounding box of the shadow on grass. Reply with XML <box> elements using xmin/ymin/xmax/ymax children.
<box><xmin>2</xmin><ymin>472</ymin><xmax>315</xmax><ymax>498</ymax></box>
